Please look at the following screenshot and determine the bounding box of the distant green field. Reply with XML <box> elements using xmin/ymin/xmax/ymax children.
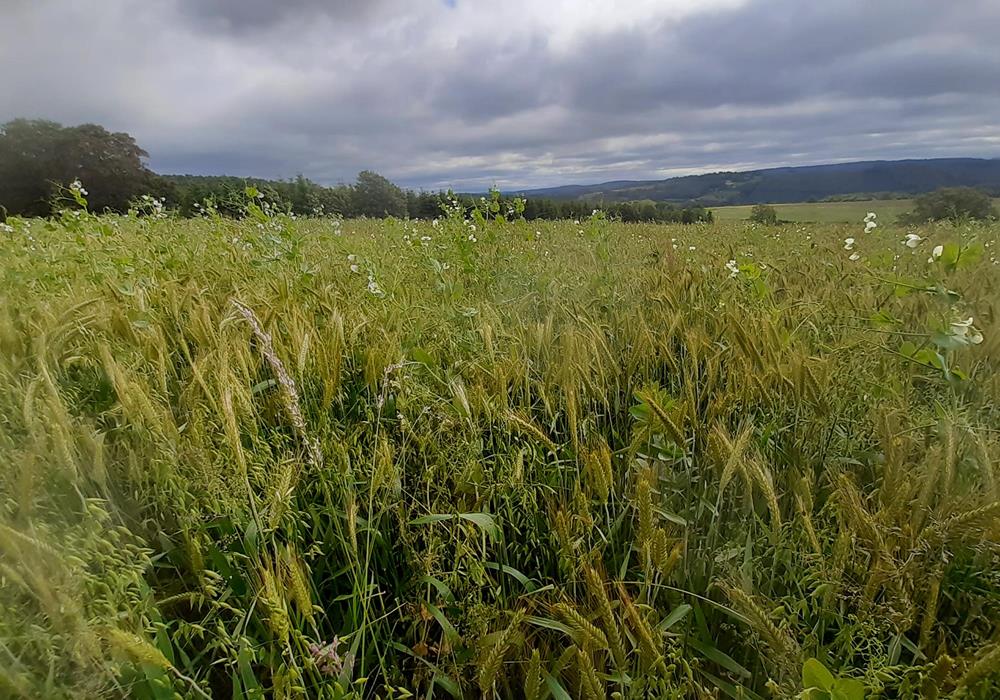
<box><xmin>712</xmin><ymin>198</ymin><xmax>1000</xmax><ymax>223</ymax></box>
<box><xmin>712</xmin><ymin>199</ymin><xmax>916</xmax><ymax>223</ymax></box>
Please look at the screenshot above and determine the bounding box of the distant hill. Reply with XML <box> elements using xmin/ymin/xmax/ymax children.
<box><xmin>514</xmin><ymin>158</ymin><xmax>1000</xmax><ymax>205</ymax></box>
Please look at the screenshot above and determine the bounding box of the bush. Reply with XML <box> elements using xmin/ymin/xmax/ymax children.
<box><xmin>904</xmin><ymin>187</ymin><xmax>996</xmax><ymax>223</ymax></box>
<box><xmin>749</xmin><ymin>203</ymin><xmax>778</xmax><ymax>224</ymax></box>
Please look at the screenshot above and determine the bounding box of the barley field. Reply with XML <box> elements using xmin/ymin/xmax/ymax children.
<box><xmin>1</xmin><ymin>200</ymin><xmax>999</xmax><ymax>699</ymax></box>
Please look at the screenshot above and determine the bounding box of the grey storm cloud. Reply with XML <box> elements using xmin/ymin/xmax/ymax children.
<box><xmin>173</xmin><ymin>0</ymin><xmax>397</xmax><ymax>34</ymax></box>
<box><xmin>1</xmin><ymin>0</ymin><xmax>999</xmax><ymax>190</ymax></box>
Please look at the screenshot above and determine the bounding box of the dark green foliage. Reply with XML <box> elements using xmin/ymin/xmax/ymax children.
<box><xmin>902</xmin><ymin>187</ymin><xmax>997</xmax><ymax>223</ymax></box>
<box><xmin>164</xmin><ymin>173</ymin><xmax>354</xmax><ymax>217</ymax></box>
<box><xmin>749</xmin><ymin>203</ymin><xmax>778</xmax><ymax>224</ymax></box>
<box><xmin>0</xmin><ymin>118</ymin><xmax>167</xmax><ymax>216</ymax></box>
<box><xmin>351</xmin><ymin>170</ymin><xmax>407</xmax><ymax>217</ymax></box>
<box><xmin>0</xmin><ymin>118</ymin><xmax>710</xmax><ymax>225</ymax></box>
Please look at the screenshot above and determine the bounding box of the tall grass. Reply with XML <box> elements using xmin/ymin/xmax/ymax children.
<box><xmin>1</xmin><ymin>202</ymin><xmax>998</xmax><ymax>698</ymax></box>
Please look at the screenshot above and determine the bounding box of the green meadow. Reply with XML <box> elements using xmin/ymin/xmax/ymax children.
<box><xmin>710</xmin><ymin>199</ymin><xmax>1000</xmax><ymax>224</ymax></box>
<box><xmin>712</xmin><ymin>200</ymin><xmax>919</xmax><ymax>223</ymax></box>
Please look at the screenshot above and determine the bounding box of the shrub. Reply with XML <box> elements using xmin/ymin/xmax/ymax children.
<box><xmin>749</xmin><ymin>203</ymin><xmax>778</xmax><ymax>224</ymax></box>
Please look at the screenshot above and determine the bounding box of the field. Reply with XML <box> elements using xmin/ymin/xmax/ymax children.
<box><xmin>711</xmin><ymin>200</ymin><xmax>919</xmax><ymax>223</ymax></box>
<box><xmin>710</xmin><ymin>199</ymin><xmax>1000</xmax><ymax>224</ymax></box>
<box><xmin>2</xmin><ymin>199</ymin><xmax>1000</xmax><ymax>699</ymax></box>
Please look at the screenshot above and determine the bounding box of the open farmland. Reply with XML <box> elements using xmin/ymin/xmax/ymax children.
<box><xmin>1</xmin><ymin>201</ymin><xmax>999</xmax><ymax>698</ymax></box>
<box><xmin>712</xmin><ymin>199</ymin><xmax>1000</xmax><ymax>223</ymax></box>
<box><xmin>711</xmin><ymin>200</ymin><xmax>918</xmax><ymax>223</ymax></box>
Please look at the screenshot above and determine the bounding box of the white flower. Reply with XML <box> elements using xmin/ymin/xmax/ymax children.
<box><xmin>864</xmin><ymin>212</ymin><xmax>876</xmax><ymax>223</ymax></box>
<box><xmin>951</xmin><ymin>317</ymin><xmax>984</xmax><ymax>345</ymax></box>
<box><xmin>349</xmin><ymin>264</ymin><xmax>359</xmax><ymax>274</ymax></box>
<box><xmin>864</xmin><ymin>221</ymin><xmax>877</xmax><ymax>233</ymax></box>
<box><xmin>347</xmin><ymin>254</ymin><xmax>357</xmax><ymax>262</ymax></box>
<box><xmin>932</xmin><ymin>244</ymin><xmax>944</xmax><ymax>258</ymax></box>
<box><xmin>70</xmin><ymin>178</ymin><xmax>87</xmax><ymax>196</ymax></box>
<box><xmin>849</xmin><ymin>252</ymin><xmax>861</xmax><ymax>261</ymax></box>
<box><xmin>367</xmin><ymin>275</ymin><xmax>385</xmax><ymax>296</ymax></box>
<box><xmin>573</xmin><ymin>220</ymin><xmax>580</xmax><ymax>225</ymax></box>
<box><xmin>688</xmin><ymin>246</ymin><xmax>696</xmax><ymax>251</ymax></box>
<box><xmin>725</xmin><ymin>259</ymin><xmax>739</xmax><ymax>277</ymax></box>
<box><xmin>843</xmin><ymin>237</ymin><xmax>855</xmax><ymax>250</ymax></box>
<box><xmin>468</xmin><ymin>233</ymin><xmax>477</xmax><ymax>242</ymax></box>
<box><xmin>952</xmin><ymin>317</ymin><xmax>973</xmax><ymax>335</ymax></box>
<box><xmin>903</xmin><ymin>233</ymin><xmax>923</xmax><ymax>248</ymax></box>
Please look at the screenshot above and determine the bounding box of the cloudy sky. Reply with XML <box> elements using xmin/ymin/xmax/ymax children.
<box><xmin>3</xmin><ymin>0</ymin><xmax>999</xmax><ymax>190</ymax></box>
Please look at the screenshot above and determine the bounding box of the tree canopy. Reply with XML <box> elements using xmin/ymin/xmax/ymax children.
<box><xmin>902</xmin><ymin>187</ymin><xmax>996</xmax><ymax>223</ymax></box>
<box><xmin>0</xmin><ymin>118</ymin><xmax>712</xmax><ymax>224</ymax></box>
<box><xmin>0</xmin><ymin>119</ymin><xmax>164</xmax><ymax>216</ymax></box>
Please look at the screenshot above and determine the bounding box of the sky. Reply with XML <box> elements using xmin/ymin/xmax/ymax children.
<box><xmin>2</xmin><ymin>0</ymin><xmax>999</xmax><ymax>191</ymax></box>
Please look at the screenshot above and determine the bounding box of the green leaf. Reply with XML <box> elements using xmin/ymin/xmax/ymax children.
<box><xmin>654</xmin><ymin>507</ymin><xmax>688</xmax><ymax>526</ymax></box>
<box><xmin>831</xmin><ymin>678</ymin><xmax>866</xmax><ymax>700</ymax></box>
<box><xmin>893</xmin><ymin>283</ymin><xmax>915</xmax><ymax>298</ymax></box>
<box><xmin>425</xmin><ymin>602</ymin><xmax>460</xmax><ymax>643</ymax></box>
<box><xmin>931</xmin><ymin>284</ymin><xmax>961</xmax><ymax>303</ymax></box>
<box><xmin>457</xmin><ymin>512</ymin><xmax>499</xmax><ymax>540</ymax></box>
<box><xmin>697</xmin><ymin>667</ymin><xmax>766</xmax><ymax>700</ymax></box>
<box><xmin>803</xmin><ymin>658</ymin><xmax>836</xmax><ymax>691</ymax></box>
<box><xmin>236</xmin><ymin>639</ymin><xmax>264</xmax><ymax>700</ymax></box>
<box><xmin>484</xmin><ymin>562</ymin><xmax>536</xmax><ymax>591</ymax></box>
<box><xmin>251</xmin><ymin>379</ymin><xmax>276</xmax><ymax>395</ymax></box>
<box><xmin>432</xmin><ymin>673</ymin><xmax>462</xmax><ymax>698</ymax></box>
<box><xmin>524</xmin><ymin>615</ymin><xmax>572</xmax><ymax>635</ymax></box>
<box><xmin>870</xmin><ymin>310</ymin><xmax>897</xmax><ymax>329</ymax></box>
<box><xmin>657</xmin><ymin>603</ymin><xmax>692</xmax><ymax>631</ymax></box>
<box><xmin>409</xmin><ymin>347</ymin><xmax>434</xmax><ymax>365</ymax></box>
<box><xmin>940</xmin><ymin>242</ymin><xmax>961</xmax><ymax>269</ymax></box>
<box><xmin>243</xmin><ymin>520</ymin><xmax>258</xmax><ymax>555</ymax></box>
<box><xmin>409</xmin><ymin>514</ymin><xmax>453</xmax><ymax>526</ymax></box>
<box><xmin>417</xmin><ymin>575</ymin><xmax>455</xmax><ymax>602</ymax></box>
<box><xmin>545</xmin><ymin>674</ymin><xmax>573</xmax><ymax>700</ymax></box>
<box><xmin>931</xmin><ymin>332</ymin><xmax>964</xmax><ymax>351</ymax></box>
<box><xmin>955</xmin><ymin>242</ymin><xmax>983</xmax><ymax>270</ymax></box>
<box><xmin>688</xmin><ymin>637</ymin><xmax>752</xmax><ymax>678</ymax></box>
<box><xmin>912</xmin><ymin>348</ymin><xmax>944</xmax><ymax>369</ymax></box>
<box><xmin>802</xmin><ymin>691</ymin><xmax>830</xmax><ymax>700</ymax></box>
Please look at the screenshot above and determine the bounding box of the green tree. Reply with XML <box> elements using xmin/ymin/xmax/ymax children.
<box><xmin>904</xmin><ymin>187</ymin><xmax>996</xmax><ymax>223</ymax></box>
<box><xmin>351</xmin><ymin>170</ymin><xmax>406</xmax><ymax>218</ymax></box>
<box><xmin>0</xmin><ymin>118</ymin><xmax>163</xmax><ymax>216</ymax></box>
<box><xmin>749</xmin><ymin>204</ymin><xmax>778</xmax><ymax>224</ymax></box>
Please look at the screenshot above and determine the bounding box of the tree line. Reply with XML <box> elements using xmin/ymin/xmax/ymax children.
<box><xmin>0</xmin><ymin>119</ymin><xmax>712</xmax><ymax>223</ymax></box>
